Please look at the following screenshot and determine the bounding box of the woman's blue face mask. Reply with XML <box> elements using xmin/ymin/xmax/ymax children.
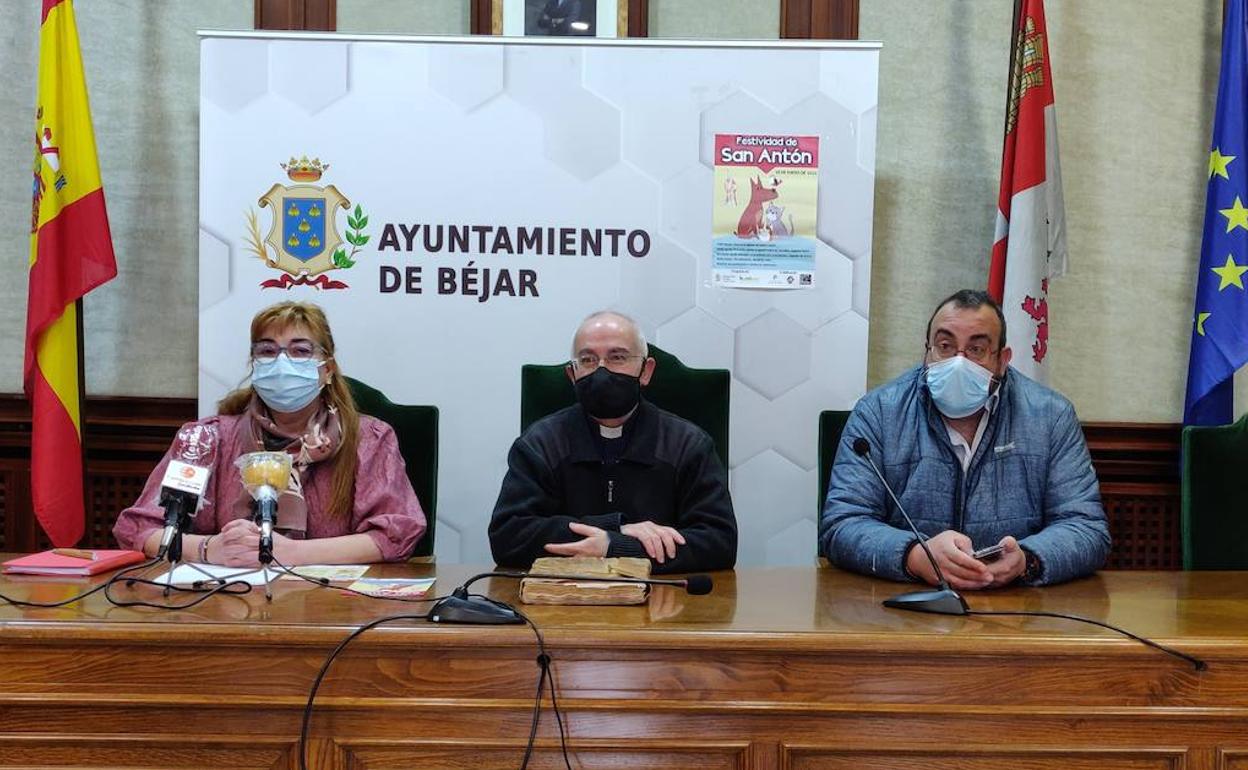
<box><xmin>251</xmin><ymin>353</ymin><xmax>324</xmax><ymax>413</ymax></box>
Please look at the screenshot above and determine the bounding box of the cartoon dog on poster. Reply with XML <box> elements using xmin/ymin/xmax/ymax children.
<box><xmin>735</xmin><ymin>177</ymin><xmax>780</xmax><ymax>240</ymax></box>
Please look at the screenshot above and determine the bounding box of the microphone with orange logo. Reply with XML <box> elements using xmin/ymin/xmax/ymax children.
<box><xmin>156</xmin><ymin>423</ymin><xmax>219</xmax><ymax>561</ymax></box>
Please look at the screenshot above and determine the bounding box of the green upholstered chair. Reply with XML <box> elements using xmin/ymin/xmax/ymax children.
<box><xmin>817</xmin><ymin>410</ymin><xmax>852</xmax><ymax>516</ymax></box>
<box><xmin>1182</xmin><ymin>414</ymin><xmax>1248</xmax><ymax>569</ymax></box>
<box><xmin>519</xmin><ymin>344</ymin><xmax>730</xmax><ymax>470</ymax></box>
<box><xmin>345</xmin><ymin>377</ymin><xmax>438</xmax><ymax>558</ymax></box>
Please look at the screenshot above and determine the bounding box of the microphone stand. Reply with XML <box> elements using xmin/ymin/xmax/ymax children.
<box><xmin>252</xmin><ymin>485</ymin><xmax>280</xmax><ymax>602</ymax></box>
<box><xmin>852</xmin><ymin>439</ymin><xmax>969</xmax><ymax>616</ymax></box>
<box><xmin>156</xmin><ymin>492</ymin><xmax>226</xmax><ymax>596</ymax></box>
<box><xmin>237</xmin><ymin>452</ymin><xmax>296</xmax><ymax>603</ymax></box>
<box><xmin>428</xmin><ymin>570</ymin><xmax>715</xmax><ymax>625</ymax></box>
<box><xmin>848</xmin><ymin>438</ymin><xmax>1207</xmax><ymax>669</ymax></box>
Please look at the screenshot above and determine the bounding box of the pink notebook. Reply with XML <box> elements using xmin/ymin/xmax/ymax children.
<box><xmin>3</xmin><ymin>549</ymin><xmax>146</xmax><ymax>576</ymax></box>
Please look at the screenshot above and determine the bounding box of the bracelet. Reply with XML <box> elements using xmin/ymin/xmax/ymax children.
<box><xmin>199</xmin><ymin>534</ymin><xmax>215</xmax><ymax>563</ymax></box>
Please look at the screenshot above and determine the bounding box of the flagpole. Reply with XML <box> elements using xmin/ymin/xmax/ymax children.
<box><xmin>989</xmin><ymin>0</ymin><xmax>1026</xmax><ymax>302</ymax></box>
<box><xmin>75</xmin><ymin>297</ymin><xmax>88</xmax><ymax>548</ymax></box>
<box><xmin>26</xmin><ymin>0</ymin><xmax>117</xmax><ymax>547</ymax></box>
<box><xmin>1001</xmin><ymin>0</ymin><xmax>1025</xmax><ymax>140</ymax></box>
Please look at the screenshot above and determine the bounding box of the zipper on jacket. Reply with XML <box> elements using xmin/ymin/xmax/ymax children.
<box><xmin>928</xmin><ymin>408</ymin><xmax>966</xmax><ymax>533</ymax></box>
<box><xmin>962</xmin><ymin>410</ymin><xmax>1002</xmax><ymax>531</ymax></box>
<box><xmin>918</xmin><ymin>378</ymin><xmax>960</xmax><ymax>535</ymax></box>
<box><xmin>953</xmin><ymin>463</ymin><xmax>965</xmax><ymax>533</ymax></box>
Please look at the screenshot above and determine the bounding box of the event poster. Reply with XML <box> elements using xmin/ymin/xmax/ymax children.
<box><xmin>712</xmin><ymin>134</ymin><xmax>820</xmax><ymax>289</ymax></box>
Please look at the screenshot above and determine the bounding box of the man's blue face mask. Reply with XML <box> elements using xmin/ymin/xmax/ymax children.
<box><xmin>924</xmin><ymin>354</ymin><xmax>995</xmax><ymax>419</ymax></box>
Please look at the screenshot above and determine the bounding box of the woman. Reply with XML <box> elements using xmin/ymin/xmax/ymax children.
<box><xmin>114</xmin><ymin>301</ymin><xmax>426</xmax><ymax>566</ymax></box>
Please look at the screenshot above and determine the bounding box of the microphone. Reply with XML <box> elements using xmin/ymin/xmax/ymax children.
<box><xmin>236</xmin><ymin>452</ymin><xmax>292</xmax><ymax>565</ymax></box>
<box><xmin>156</xmin><ymin>423</ymin><xmax>219</xmax><ymax>561</ymax></box>
<box><xmin>850</xmin><ymin>437</ymin><xmax>969</xmax><ymax>616</ymax></box>
<box><xmin>844</xmin><ymin>438</ymin><xmax>1206</xmax><ymax>667</ymax></box>
<box><xmin>429</xmin><ymin>570</ymin><xmax>715</xmax><ymax>624</ymax></box>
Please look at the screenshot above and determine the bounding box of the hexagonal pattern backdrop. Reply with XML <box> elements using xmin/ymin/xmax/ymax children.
<box><xmin>199</xmin><ymin>35</ymin><xmax>878</xmax><ymax>567</ymax></box>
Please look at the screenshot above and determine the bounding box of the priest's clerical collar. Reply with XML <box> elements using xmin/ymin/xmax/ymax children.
<box><xmin>599</xmin><ymin>423</ymin><xmax>624</xmax><ymax>439</ymax></box>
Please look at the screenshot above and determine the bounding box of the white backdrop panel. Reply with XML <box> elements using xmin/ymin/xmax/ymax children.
<box><xmin>199</xmin><ymin>33</ymin><xmax>879</xmax><ymax>566</ymax></box>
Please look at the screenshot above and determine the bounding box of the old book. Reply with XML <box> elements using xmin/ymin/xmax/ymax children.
<box><xmin>520</xmin><ymin>556</ymin><xmax>651</xmax><ymax>605</ymax></box>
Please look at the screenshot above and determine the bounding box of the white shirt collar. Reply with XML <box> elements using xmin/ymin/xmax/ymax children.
<box><xmin>943</xmin><ymin>390</ymin><xmax>1000</xmax><ymax>472</ymax></box>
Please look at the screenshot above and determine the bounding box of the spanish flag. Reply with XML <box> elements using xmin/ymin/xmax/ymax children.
<box><xmin>24</xmin><ymin>0</ymin><xmax>117</xmax><ymax>546</ymax></box>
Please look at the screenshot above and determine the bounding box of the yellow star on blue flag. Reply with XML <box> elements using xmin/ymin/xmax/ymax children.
<box><xmin>1187</xmin><ymin>0</ymin><xmax>1248</xmax><ymax>425</ymax></box>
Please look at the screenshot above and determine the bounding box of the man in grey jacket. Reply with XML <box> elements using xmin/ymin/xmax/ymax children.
<box><xmin>820</xmin><ymin>289</ymin><xmax>1109</xmax><ymax>588</ymax></box>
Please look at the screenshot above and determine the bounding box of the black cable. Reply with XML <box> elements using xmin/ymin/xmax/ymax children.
<box><xmin>102</xmin><ymin>558</ymin><xmax>253</xmax><ymax>610</ymax></box>
<box><xmin>295</xmin><ymin>592</ymin><xmax>575</xmax><ymax>770</ymax></box>
<box><xmin>0</xmin><ymin>556</ymin><xmax>166</xmax><ymax>609</ymax></box>
<box><xmin>268</xmin><ymin>555</ymin><xmax>443</xmax><ymax>603</ymax></box>
<box><xmin>519</xmin><ymin>642</ymin><xmax>548</xmax><ymax>770</ymax></box>
<box><xmin>127</xmin><ymin>566</ymin><xmax>251</xmax><ymax>588</ymax></box>
<box><xmin>514</xmin><ymin>605</ymin><xmax>574</xmax><ymax>770</ymax></box>
<box><xmin>0</xmin><ymin>556</ymin><xmax>245</xmax><ymax>609</ymax></box>
<box><xmin>967</xmin><ymin>609</ymin><xmax>1208</xmax><ymax>671</ymax></box>
<box><xmin>0</xmin><ymin>573</ymin><xmax>117</xmax><ymax>608</ymax></box>
<box><xmin>297</xmin><ymin>611</ymin><xmax>434</xmax><ymax>770</ymax></box>
<box><xmin>543</xmin><ymin>653</ymin><xmax>574</xmax><ymax>770</ymax></box>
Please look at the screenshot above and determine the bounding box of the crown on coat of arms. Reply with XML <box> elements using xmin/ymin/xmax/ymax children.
<box><xmin>281</xmin><ymin>156</ymin><xmax>327</xmax><ymax>183</ymax></box>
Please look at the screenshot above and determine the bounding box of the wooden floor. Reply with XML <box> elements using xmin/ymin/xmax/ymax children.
<box><xmin>0</xmin><ymin>561</ymin><xmax>1245</xmax><ymax>769</ymax></box>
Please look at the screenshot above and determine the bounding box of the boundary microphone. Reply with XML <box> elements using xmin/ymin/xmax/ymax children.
<box><xmin>429</xmin><ymin>570</ymin><xmax>715</xmax><ymax>624</ymax></box>
<box><xmin>851</xmin><ymin>437</ymin><xmax>969</xmax><ymax>616</ymax></box>
<box><xmin>849</xmin><ymin>437</ymin><xmax>1206</xmax><ymax>668</ymax></box>
<box><xmin>848</xmin><ymin>439</ymin><xmax>1208</xmax><ymax>668</ymax></box>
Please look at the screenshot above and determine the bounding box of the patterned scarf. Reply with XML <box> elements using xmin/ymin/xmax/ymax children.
<box><xmin>234</xmin><ymin>395</ymin><xmax>342</xmax><ymax>538</ymax></box>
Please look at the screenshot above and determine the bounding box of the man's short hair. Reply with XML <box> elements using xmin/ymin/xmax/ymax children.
<box><xmin>572</xmin><ymin>310</ymin><xmax>649</xmax><ymax>357</ymax></box>
<box><xmin>925</xmin><ymin>289</ymin><xmax>1007</xmax><ymax>348</ymax></box>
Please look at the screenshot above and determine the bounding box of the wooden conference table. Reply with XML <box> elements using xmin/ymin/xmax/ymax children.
<box><xmin>0</xmin><ymin>561</ymin><xmax>1246</xmax><ymax>770</ymax></box>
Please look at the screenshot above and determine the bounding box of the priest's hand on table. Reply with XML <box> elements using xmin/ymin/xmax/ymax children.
<box><xmin>544</xmin><ymin>521</ymin><xmax>609</xmax><ymax>558</ymax></box>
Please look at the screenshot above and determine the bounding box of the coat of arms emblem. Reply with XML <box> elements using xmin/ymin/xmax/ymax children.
<box><xmin>245</xmin><ymin>157</ymin><xmax>369</xmax><ymax>289</ymax></box>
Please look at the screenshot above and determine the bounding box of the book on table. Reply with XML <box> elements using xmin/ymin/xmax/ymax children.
<box><xmin>520</xmin><ymin>556</ymin><xmax>652</xmax><ymax>605</ymax></box>
<box><xmin>2</xmin><ymin>549</ymin><xmax>146</xmax><ymax>577</ymax></box>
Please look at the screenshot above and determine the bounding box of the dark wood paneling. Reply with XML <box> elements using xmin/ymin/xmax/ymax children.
<box><xmin>0</xmin><ymin>394</ymin><xmax>196</xmax><ymax>551</ymax></box>
<box><xmin>255</xmin><ymin>0</ymin><xmax>335</xmax><ymax>31</ymax></box>
<box><xmin>303</xmin><ymin>0</ymin><xmax>336</xmax><ymax>31</ymax></box>
<box><xmin>782</xmin><ymin>0</ymin><xmax>811</xmax><ymax>38</ymax></box>
<box><xmin>785</xmin><ymin>748</ymin><xmax>1186</xmax><ymax>770</ymax></box>
<box><xmin>1083</xmin><ymin>422</ymin><xmax>1181</xmax><ymax>569</ymax></box>
<box><xmin>255</xmin><ymin>0</ymin><xmax>302</xmax><ymax>30</ymax></box>
<box><xmin>0</xmin><ymin>394</ymin><xmax>1185</xmax><ymax>567</ymax></box>
<box><xmin>0</xmin><ymin>567</ymin><xmax>1245</xmax><ymax>768</ymax></box>
<box><xmin>470</xmin><ymin>0</ymin><xmax>493</xmax><ymax>35</ymax></box>
<box><xmin>782</xmin><ymin>0</ymin><xmax>859</xmax><ymax>40</ymax></box>
<box><xmin>629</xmin><ymin>0</ymin><xmax>649</xmax><ymax>37</ymax></box>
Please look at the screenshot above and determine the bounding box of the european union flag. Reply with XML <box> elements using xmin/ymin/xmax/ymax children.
<box><xmin>1185</xmin><ymin>0</ymin><xmax>1248</xmax><ymax>426</ymax></box>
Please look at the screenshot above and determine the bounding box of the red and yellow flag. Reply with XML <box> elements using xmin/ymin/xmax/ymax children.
<box><xmin>988</xmin><ymin>0</ymin><xmax>1067</xmax><ymax>384</ymax></box>
<box><xmin>24</xmin><ymin>0</ymin><xmax>117</xmax><ymax>546</ymax></box>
